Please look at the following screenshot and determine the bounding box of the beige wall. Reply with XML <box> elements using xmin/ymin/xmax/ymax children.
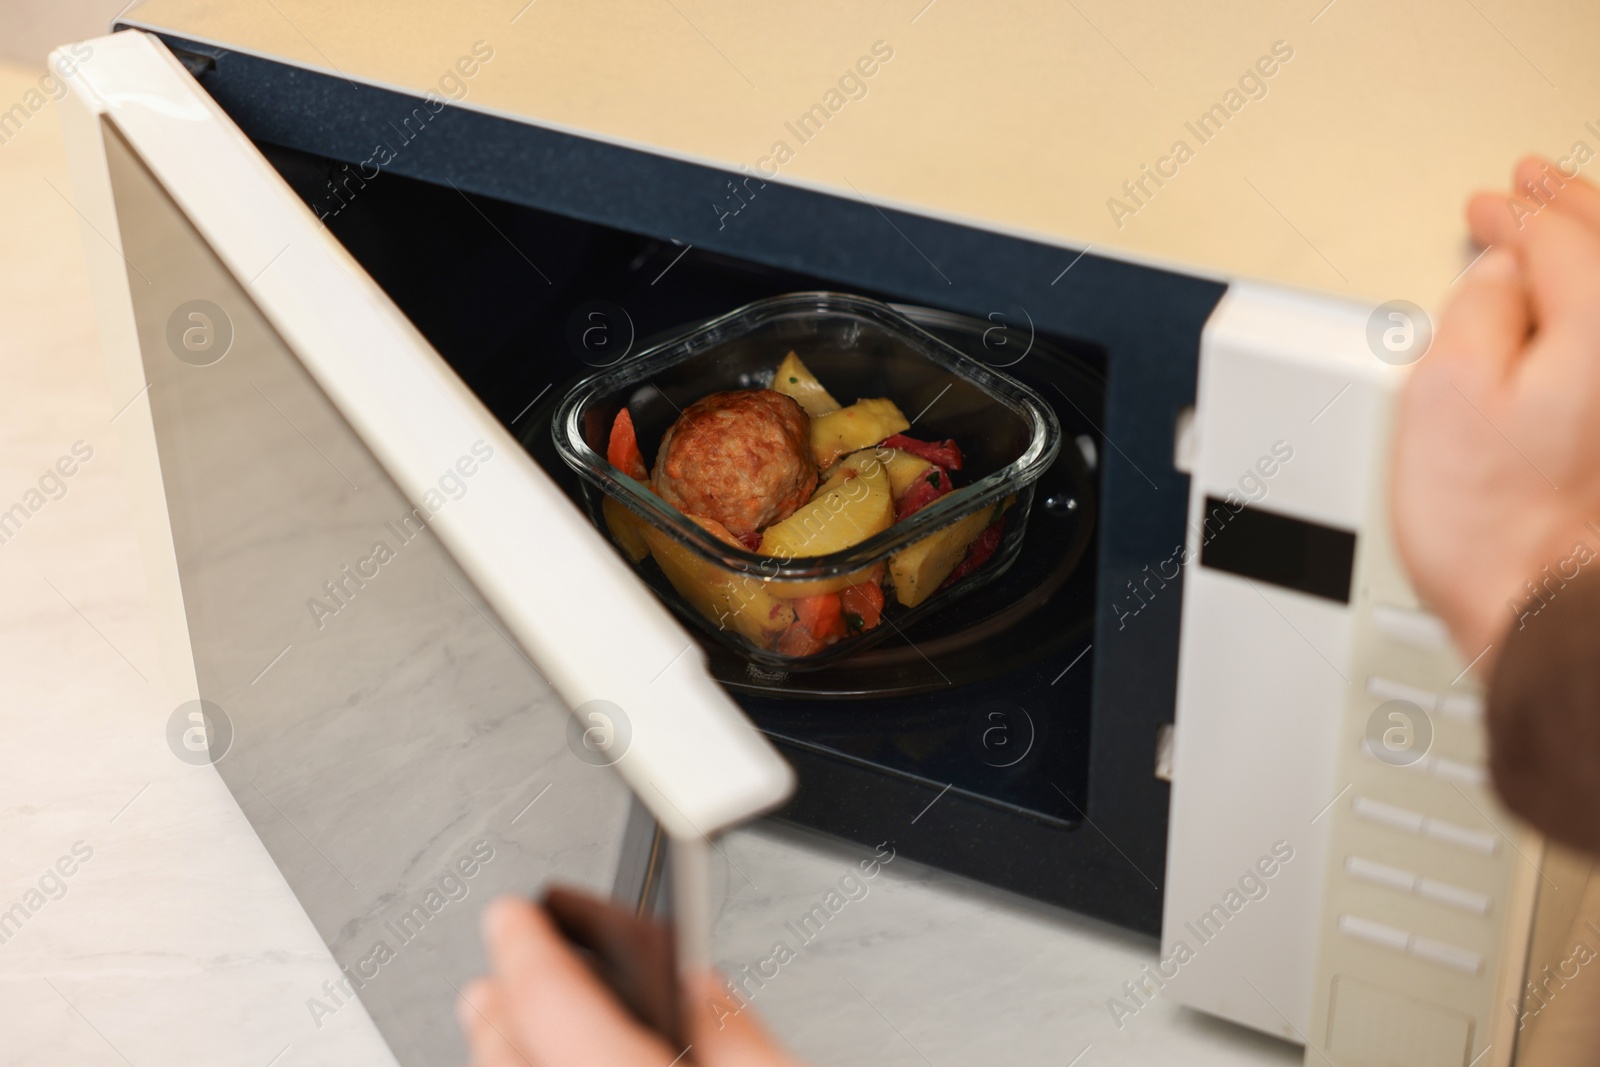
<box><xmin>0</xmin><ymin>0</ymin><xmax>136</xmax><ymax>67</ymax></box>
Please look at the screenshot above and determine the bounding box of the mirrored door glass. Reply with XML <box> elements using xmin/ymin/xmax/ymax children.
<box><xmin>104</xmin><ymin>118</ymin><xmax>640</xmax><ymax>1066</ymax></box>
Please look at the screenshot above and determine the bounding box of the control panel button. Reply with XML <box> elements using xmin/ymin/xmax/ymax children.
<box><xmin>1371</xmin><ymin>604</ymin><xmax>1452</xmax><ymax>651</ymax></box>
<box><xmin>1344</xmin><ymin>855</ymin><xmax>1492</xmax><ymax>916</ymax></box>
<box><xmin>1345</xmin><ymin>855</ymin><xmax>1418</xmax><ymax>893</ymax></box>
<box><xmin>1430</xmin><ymin>757</ymin><xmax>1487</xmax><ymax>787</ymax></box>
<box><xmin>1438</xmin><ymin>693</ymin><xmax>1484</xmax><ymax>721</ymax></box>
<box><xmin>1351</xmin><ymin>796</ymin><xmax>1500</xmax><ymax>855</ymax></box>
<box><xmin>1339</xmin><ymin>913</ymin><xmax>1411</xmax><ymax>951</ymax></box>
<box><xmin>1416</xmin><ymin>878</ymin><xmax>1492</xmax><ymax>916</ymax></box>
<box><xmin>1358</xmin><ymin>742</ymin><xmax>1488</xmax><ymax>788</ymax></box>
<box><xmin>1366</xmin><ymin>675</ymin><xmax>1439</xmax><ymax>712</ymax></box>
<box><xmin>1409</xmin><ymin>936</ymin><xmax>1483</xmax><ymax>974</ymax></box>
<box><xmin>1422</xmin><ymin>818</ymin><xmax>1499</xmax><ymax>856</ymax></box>
<box><xmin>1338</xmin><ymin>915</ymin><xmax>1485</xmax><ymax>975</ymax></box>
<box><xmin>1352</xmin><ymin>796</ymin><xmax>1426</xmax><ymax>834</ymax></box>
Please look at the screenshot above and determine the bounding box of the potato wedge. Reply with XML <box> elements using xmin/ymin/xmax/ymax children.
<box><xmin>644</xmin><ymin>518</ymin><xmax>795</xmax><ymax>646</ymax></box>
<box><xmin>810</xmin><ymin>398</ymin><xmax>910</xmax><ymax>468</ymax></box>
<box><xmin>877</xmin><ymin>448</ymin><xmax>937</xmax><ymax>498</ymax></box>
<box><xmin>889</xmin><ymin>508</ymin><xmax>993</xmax><ymax>608</ymax></box>
<box><xmin>603</xmin><ymin>496</ymin><xmax>651</xmax><ymax>563</ymax></box>
<box><xmin>773</xmin><ymin>351</ymin><xmax>840</xmax><ymax>418</ymax></box>
<box><xmin>754</xmin><ymin>451</ymin><xmax>894</xmax><ymax>596</ymax></box>
<box><xmin>815</xmin><ymin>448</ymin><xmax>887</xmax><ymax>494</ymax></box>
<box><xmin>761</xmin><ymin>454</ymin><xmax>893</xmax><ymax>560</ymax></box>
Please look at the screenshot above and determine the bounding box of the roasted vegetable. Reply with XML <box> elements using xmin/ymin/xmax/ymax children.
<box><xmin>943</xmin><ymin>518</ymin><xmax>1004</xmax><ymax>588</ymax></box>
<box><xmin>603</xmin><ymin>497</ymin><xmax>651</xmax><ymax>562</ymax></box>
<box><xmin>607</xmin><ymin>407</ymin><xmax>649</xmax><ymax>481</ymax></box>
<box><xmin>760</xmin><ymin>452</ymin><xmax>893</xmax><ymax>560</ymax></box>
<box><xmin>882</xmin><ymin>433</ymin><xmax>962</xmax><ymax>471</ymax></box>
<box><xmin>869</xmin><ymin>446</ymin><xmax>952</xmax><ymax>520</ymax></box>
<box><xmin>644</xmin><ymin>517</ymin><xmax>796</xmax><ymax>645</ymax></box>
<box><xmin>893</xmin><ymin>466</ymin><xmax>952</xmax><ymax>521</ymax></box>
<box><xmin>810</xmin><ymin>398</ymin><xmax>910</xmax><ymax>468</ymax></box>
<box><xmin>777</xmin><ymin>620</ymin><xmax>828</xmax><ymax>657</ymax></box>
<box><xmin>776</xmin><ymin>589</ymin><xmax>856</xmax><ymax>655</ymax></box>
<box><xmin>840</xmin><ymin>580</ymin><xmax>885</xmax><ymax>632</ymax></box>
<box><xmin>889</xmin><ymin>508</ymin><xmax>993</xmax><ymax>608</ymax></box>
<box><xmin>603</xmin><ymin>408</ymin><xmax>653</xmax><ymax>560</ymax></box>
<box><xmin>875</xmin><ymin>447</ymin><xmax>931</xmax><ymax>496</ymax></box>
<box><xmin>755</xmin><ymin>453</ymin><xmax>893</xmax><ymax>598</ymax></box>
<box><xmin>773</xmin><ymin>351</ymin><xmax>840</xmax><ymax>418</ymax></box>
<box><xmin>815</xmin><ymin>449</ymin><xmax>883</xmax><ymax>493</ymax></box>
<box><xmin>794</xmin><ymin>593</ymin><xmax>846</xmax><ymax>641</ymax></box>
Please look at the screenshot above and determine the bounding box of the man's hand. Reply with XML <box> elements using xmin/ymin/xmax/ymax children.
<box><xmin>1391</xmin><ymin>156</ymin><xmax>1600</xmax><ymax>671</ymax></box>
<box><xmin>456</xmin><ymin>895</ymin><xmax>807</xmax><ymax>1067</ymax></box>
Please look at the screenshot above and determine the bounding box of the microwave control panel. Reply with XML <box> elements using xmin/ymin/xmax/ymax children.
<box><xmin>1304</xmin><ymin>437</ymin><xmax>1539</xmax><ymax>1067</ymax></box>
<box><xmin>1167</xmin><ymin>283</ymin><xmax>1540</xmax><ymax>1062</ymax></box>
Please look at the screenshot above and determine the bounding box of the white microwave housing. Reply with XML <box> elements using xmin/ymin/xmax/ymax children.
<box><xmin>58</xmin><ymin>4</ymin><xmax>1600</xmax><ymax>1063</ymax></box>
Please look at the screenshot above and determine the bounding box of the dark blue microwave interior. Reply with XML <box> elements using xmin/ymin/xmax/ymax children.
<box><xmin>137</xmin><ymin>27</ymin><xmax>1228</xmax><ymax>936</ymax></box>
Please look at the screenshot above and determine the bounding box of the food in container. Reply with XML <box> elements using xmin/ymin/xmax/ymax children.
<box><xmin>552</xmin><ymin>293</ymin><xmax>1061</xmax><ymax>669</ymax></box>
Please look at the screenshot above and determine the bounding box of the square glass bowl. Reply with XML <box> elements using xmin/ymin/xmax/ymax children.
<box><xmin>551</xmin><ymin>292</ymin><xmax>1062</xmax><ymax>669</ymax></box>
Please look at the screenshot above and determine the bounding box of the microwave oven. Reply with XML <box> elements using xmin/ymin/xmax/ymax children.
<box><xmin>59</xmin><ymin>8</ymin><xmax>1599</xmax><ymax>1066</ymax></box>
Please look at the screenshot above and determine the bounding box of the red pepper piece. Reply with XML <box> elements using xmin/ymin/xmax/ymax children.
<box><xmin>894</xmin><ymin>465</ymin><xmax>952</xmax><ymax>522</ymax></box>
<box><xmin>882</xmin><ymin>433</ymin><xmax>963</xmax><ymax>471</ymax></box>
<box><xmin>942</xmin><ymin>518</ymin><xmax>1004</xmax><ymax>588</ymax></box>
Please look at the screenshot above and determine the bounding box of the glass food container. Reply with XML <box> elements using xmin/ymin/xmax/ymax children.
<box><xmin>551</xmin><ymin>292</ymin><xmax>1062</xmax><ymax>669</ymax></box>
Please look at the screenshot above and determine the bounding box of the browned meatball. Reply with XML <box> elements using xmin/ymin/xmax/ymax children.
<box><xmin>652</xmin><ymin>389</ymin><xmax>816</xmax><ymax>537</ymax></box>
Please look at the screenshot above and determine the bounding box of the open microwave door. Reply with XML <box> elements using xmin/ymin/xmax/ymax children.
<box><xmin>56</xmin><ymin>30</ymin><xmax>793</xmax><ymax>1066</ymax></box>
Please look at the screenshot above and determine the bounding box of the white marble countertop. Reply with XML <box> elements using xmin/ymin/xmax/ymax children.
<box><xmin>0</xmin><ymin>57</ymin><xmax>1298</xmax><ymax>1067</ymax></box>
